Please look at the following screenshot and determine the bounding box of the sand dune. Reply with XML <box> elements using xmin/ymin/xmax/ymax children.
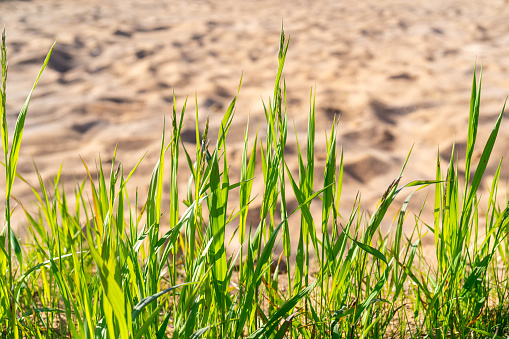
<box><xmin>2</xmin><ymin>0</ymin><xmax>509</xmax><ymax>248</ymax></box>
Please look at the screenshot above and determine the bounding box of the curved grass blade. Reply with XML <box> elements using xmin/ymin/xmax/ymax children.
<box><xmin>7</xmin><ymin>40</ymin><xmax>55</xmax><ymax>195</ymax></box>
<box><xmin>352</xmin><ymin>236</ymin><xmax>387</xmax><ymax>265</ymax></box>
<box><xmin>189</xmin><ymin>326</ymin><xmax>210</xmax><ymax>339</ymax></box>
<box><xmin>463</xmin><ymin>99</ymin><xmax>506</xmax><ymax>221</ymax></box>
<box><xmin>132</xmin><ymin>282</ymin><xmax>193</xmax><ymax>321</ymax></box>
<box><xmin>247</xmin><ymin>281</ymin><xmax>316</xmax><ymax>338</ymax></box>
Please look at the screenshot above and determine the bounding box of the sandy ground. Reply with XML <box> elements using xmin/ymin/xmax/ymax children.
<box><xmin>1</xmin><ymin>0</ymin><xmax>509</xmax><ymax>255</ymax></box>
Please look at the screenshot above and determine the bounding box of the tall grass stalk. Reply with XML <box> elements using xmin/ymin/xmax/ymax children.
<box><xmin>1</xmin><ymin>26</ymin><xmax>509</xmax><ymax>338</ymax></box>
<box><xmin>1</xmin><ymin>29</ymin><xmax>54</xmax><ymax>338</ymax></box>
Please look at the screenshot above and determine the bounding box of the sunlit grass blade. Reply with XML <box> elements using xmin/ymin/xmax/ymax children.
<box><xmin>465</xmin><ymin>64</ymin><xmax>480</xmax><ymax>184</ymax></box>
<box><xmin>132</xmin><ymin>283</ymin><xmax>191</xmax><ymax>321</ymax></box>
<box><xmin>353</xmin><ymin>261</ymin><xmax>393</xmax><ymax>323</ymax></box>
<box><xmin>7</xmin><ymin>42</ymin><xmax>55</xmax><ymax>196</ymax></box>
<box><xmin>1</xmin><ymin>26</ymin><xmax>509</xmax><ymax>339</ymax></box>
<box><xmin>462</xmin><ymin>99</ymin><xmax>506</xmax><ymax>224</ymax></box>
<box><xmin>1</xmin><ymin>29</ymin><xmax>8</xmax><ymax>158</ymax></box>
<box><xmin>86</xmin><ymin>234</ymin><xmax>129</xmax><ymax>339</ymax></box>
<box><xmin>239</xmin><ymin>125</ymin><xmax>258</xmax><ymax>244</ymax></box>
<box><xmin>247</xmin><ymin>282</ymin><xmax>316</xmax><ymax>339</ymax></box>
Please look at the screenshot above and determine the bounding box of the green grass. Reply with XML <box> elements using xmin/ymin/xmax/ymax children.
<box><xmin>1</xmin><ymin>26</ymin><xmax>509</xmax><ymax>338</ymax></box>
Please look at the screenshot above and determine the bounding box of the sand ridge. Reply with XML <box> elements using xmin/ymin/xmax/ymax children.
<box><xmin>1</xmin><ymin>0</ymin><xmax>509</xmax><ymax>246</ymax></box>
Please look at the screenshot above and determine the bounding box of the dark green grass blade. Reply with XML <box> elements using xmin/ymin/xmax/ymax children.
<box><xmin>132</xmin><ymin>283</ymin><xmax>192</xmax><ymax>321</ymax></box>
<box><xmin>156</xmin><ymin>312</ymin><xmax>172</xmax><ymax>339</ymax></box>
<box><xmin>8</xmin><ymin>227</ymin><xmax>22</xmax><ymax>266</ymax></box>
<box><xmin>133</xmin><ymin>302</ymin><xmax>165</xmax><ymax>339</ymax></box>
<box><xmin>247</xmin><ymin>282</ymin><xmax>316</xmax><ymax>338</ymax></box>
<box><xmin>468</xmin><ymin>328</ymin><xmax>506</xmax><ymax>339</ymax></box>
<box><xmin>272</xmin><ymin>311</ymin><xmax>299</xmax><ymax>339</ymax></box>
<box><xmin>348</xmin><ymin>235</ymin><xmax>388</xmax><ymax>265</ymax></box>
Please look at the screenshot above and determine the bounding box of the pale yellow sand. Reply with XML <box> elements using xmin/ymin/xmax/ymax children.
<box><xmin>1</xmin><ymin>0</ymin><xmax>509</xmax><ymax>252</ymax></box>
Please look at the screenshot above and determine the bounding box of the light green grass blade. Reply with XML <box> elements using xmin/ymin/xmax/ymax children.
<box><xmin>1</xmin><ymin>29</ymin><xmax>8</xmax><ymax>158</ymax></box>
<box><xmin>236</xmin><ymin>218</ymin><xmax>286</xmax><ymax>337</ymax></box>
<box><xmin>360</xmin><ymin>312</ymin><xmax>384</xmax><ymax>339</ymax></box>
<box><xmin>285</xmin><ymin>162</ymin><xmax>319</xmax><ymax>255</ymax></box>
<box><xmin>7</xmin><ymin>41</ymin><xmax>55</xmax><ymax>195</ymax></box>
<box><xmin>353</xmin><ymin>260</ymin><xmax>393</xmax><ymax>322</ymax></box>
<box><xmin>239</xmin><ymin>126</ymin><xmax>258</xmax><ymax>243</ymax></box>
<box><xmin>465</xmin><ymin>65</ymin><xmax>480</xmax><ymax>183</ymax></box>
<box><xmin>208</xmin><ymin>149</ymin><xmax>228</xmax><ymax>282</ymax></box>
<box><xmin>16</xmin><ymin>252</ymin><xmax>76</xmax><ymax>287</ymax></box>
<box><xmin>217</xmin><ymin>95</ymin><xmax>237</xmax><ymax>151</ymax></box>
<box><xmin>189</xmin><ymin>326</ymin><xmax>210</xmax><ymax>339</ymax></box>
<box><xmin>132</xmin><ymin>283</ymin><xmax>191</xmax><ymax>321</ymax></box>
<box><xmin>86</xmin><ymin>236</ymin><xmax>129</xmax><ymax>339</ymax></box>
<box><xmin>463</xmin><ymin>99</ymin><xmax>506</xmax><ymax>221</ymax></box>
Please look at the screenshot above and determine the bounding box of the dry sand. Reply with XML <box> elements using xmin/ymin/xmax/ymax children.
<box><xmin>1</xmin><ymin>0</ymin><xmax>509</xmax><ymax>253</ymax></box>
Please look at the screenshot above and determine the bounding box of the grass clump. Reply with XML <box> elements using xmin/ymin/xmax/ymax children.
<box><xmin>1</xmin><ymin>26</ymin><xmax>509</xmax><ymax>338</ymax></box>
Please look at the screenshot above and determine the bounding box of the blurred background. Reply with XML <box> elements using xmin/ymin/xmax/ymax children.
<box><xmin>1</xmin><ymin>0</ymin><xmax>509</xmax><ymax>244</ymax></box>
